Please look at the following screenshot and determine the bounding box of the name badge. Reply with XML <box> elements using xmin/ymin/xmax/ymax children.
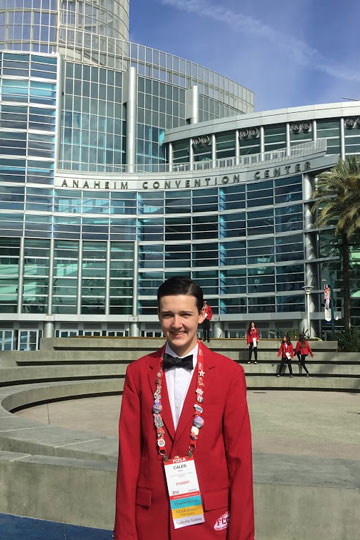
<box><xmin>164</xmin><ymin>456</ymin><xmax>205</xmax><ymax>529</ymax></box>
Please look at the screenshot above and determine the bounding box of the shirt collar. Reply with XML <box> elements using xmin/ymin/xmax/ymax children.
<box><xmin>165</xmin><ymin>342</ymin><xmax>198</xmax><ymax>370</ymax></box>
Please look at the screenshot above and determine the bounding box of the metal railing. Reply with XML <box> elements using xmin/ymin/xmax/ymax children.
<box><xmin>138</xmin><ymin>139</ymin><xmax>327</xmax><ymax>174</ymax></box>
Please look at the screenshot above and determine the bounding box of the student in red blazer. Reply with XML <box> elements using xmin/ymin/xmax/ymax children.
<box><xmin>276</xmin><ymin>335</ymin><xmax>294</xmax><ymax>377</ymax></box>
<box><xmin>246</xmin><ymin>322</ymin><xmax>259</xmax><ymax>364</ymax></box>
<box><xmin>295</xmin><ymin>334</ymin><xmax>313</xmax><ymax>377</ymax></box>
<box><xmin>202</xmin><ymin>300</ymin><xmax>213</xmax><ymax>342</ymax></box>
<box><xmin>114</xmin><ymin>277</ymin><xmax>254</xmax><ymax>540</ymax></box>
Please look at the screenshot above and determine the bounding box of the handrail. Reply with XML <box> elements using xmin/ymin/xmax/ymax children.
<box><xmin>142</xmin><ymin>139</ymin><xmax>327</xmax><ymax>174</ymax></box>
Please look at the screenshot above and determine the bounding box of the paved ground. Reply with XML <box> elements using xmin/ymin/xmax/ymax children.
<box><xmin>6</xmin><ymin>390</ymin><xmax>360</xmax><ymax>537</ymax></box>
<box><xmin>0</xmin><ymin>513</ymin><xmax>112</xmax><ymax>539</ymax></box>
<box><xmin>15</xmin><ymin>390</ymin><xmax>360</xmax><ymax>460</ymax></box>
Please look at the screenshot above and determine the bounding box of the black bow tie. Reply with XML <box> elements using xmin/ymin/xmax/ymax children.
<box><xmin>163</xmin><ymin>353</ymin><xmax>193</xmax><ymax>371</ymax></box>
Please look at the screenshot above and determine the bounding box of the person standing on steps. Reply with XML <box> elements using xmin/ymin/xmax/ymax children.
<box><xmin>247</xmin><ymin>321</ymin><xmax>259</xmax><ymax>364</ymax></box>
<box><xmin>201</xmin><ymin>300</ymin><xmax>213</xmax><ymax>343</ymax></box>
<box><xmin>295</xmin><ymin>334</ymin><xmax>313</xmax><ymax>377</ymax></box>
<box><xmin>114</xmin><ymin>276</ymin><xmax>254</xmax><ymax>540</ymax></box>
<box><xmin>276</xmin><ymin>335</ymin><xmax>294</xmax><ymax>377</ymax></box>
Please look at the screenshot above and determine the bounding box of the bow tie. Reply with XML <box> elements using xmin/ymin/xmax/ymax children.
<box><xmin>163</xmin><ymin>353</ymin><xmax>193</xmax><ymax>371</ymax></box>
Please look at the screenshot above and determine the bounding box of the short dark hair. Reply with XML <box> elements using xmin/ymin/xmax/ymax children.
<box><xmin>157</xmin><ymin>276</ymin><xmax>203</xmax><ymax>313</ymax></box>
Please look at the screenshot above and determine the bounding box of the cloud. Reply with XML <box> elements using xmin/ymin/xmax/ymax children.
<box><xmin>160</xmin><ymin>0</ymin><xmax>360</xmax><ymax>83</ymax></box>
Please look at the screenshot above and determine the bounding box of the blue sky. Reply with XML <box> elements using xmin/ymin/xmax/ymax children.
<box><xmin>130</xmin><ymin>0</ymin><xmax>360</xmax><ymax>112</ymax></box>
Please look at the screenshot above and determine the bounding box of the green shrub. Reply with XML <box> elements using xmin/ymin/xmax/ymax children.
<box><xmin>336</xmin><ymin>328</ymin><xmax>360</xmax><ymax>352</ymax></box>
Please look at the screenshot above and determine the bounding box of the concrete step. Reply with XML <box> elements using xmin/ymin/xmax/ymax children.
<box><xmin>12</xmin><ymin>350</ymin><xmax>360</xmax><ymax>366</ymax></box>
<box><xmin>243</xmin><ymin>362</ymin><xmax>360</xmax><ymax>376</ymax></box>
<box><xmin>247</xmin><ymin>376</ymin><xmax>360</xmax><ymax>392</ymax></box>
<box><xmin>2</xmin><ymin>361</ymin><xmax>360</xmax><ymax>387</ymax></box>
<box><xmin>42</xmin><ymin>337</ymin><xmax>339</xmax><ymax>352</ymax></box>
<box><xmin>0</xmin><ymin>365</ymin><xmax>127</xmax><ymax>386</ymax></box>
<box><xmin>0</xmin><ymin>379</ymin><xmax>122</xmax><ymax>461</ymax></box>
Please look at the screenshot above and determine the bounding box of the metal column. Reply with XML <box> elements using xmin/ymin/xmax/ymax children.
<box><xmin>125</xmin><ymin>66</ymin><xmax>137</xmax><ymax>174</ymax></box>
<box><xmin>17</xmin><ymin>236</ymin><xmax>25</xmax><ymax>315</ymax></box>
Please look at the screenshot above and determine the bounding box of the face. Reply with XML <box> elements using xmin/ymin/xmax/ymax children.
<box><xmin>158</xmin><ymin>294</ymin><xmax>205</xmax><ymax>357</ymax></box>
<box><xmin>251</xmin><ymin>322</ymin><xmax>255</xmax><ymax>328</ymax></box>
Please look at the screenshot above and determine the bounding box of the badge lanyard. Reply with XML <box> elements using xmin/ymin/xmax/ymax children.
<box><xmin>152</xmin><ymin>344</ymin><xmax>205</xmax><ymax>462</ymax></box>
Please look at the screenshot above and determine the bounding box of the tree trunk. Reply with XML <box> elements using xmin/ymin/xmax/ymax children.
<box><xmin>342</xmin><ymin>232</ymin><xmax>351</xmax><ymax>331</ymax></box>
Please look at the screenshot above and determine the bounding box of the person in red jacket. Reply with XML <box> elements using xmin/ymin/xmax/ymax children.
<box><xmin>246</xmin><ymin>321</ymin><xmax>259</xmax><ymax>364</ymax></box>
<box><xmin>201</xmin><ymin>300</ymin><xmax>213</xmax><ymax>342</ymax></box>
<box><xmin>276</xmin><ymin>335</ymin><xmax>294</xmax><ymax>377</ymax></box>
<box><xmin>114</xmin><ymin>277</ymin><xmax>254</xmax><ymax>540</ymax></box>
<box><xmin>295</xmin><ymin>334</ymin><xmax>313</xmax><ymax>377</ymax></box>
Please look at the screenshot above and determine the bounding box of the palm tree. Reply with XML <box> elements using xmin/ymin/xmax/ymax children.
<box><xmin>312</xmin><ymin>156</ymin><xmax>360</xmax><ymax>330</ymax></box>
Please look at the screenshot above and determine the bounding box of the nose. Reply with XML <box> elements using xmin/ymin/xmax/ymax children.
<box><xmin>172</xmin><ymin>315</ymin><xmax>182</xmax><ymax>328</ymax></box>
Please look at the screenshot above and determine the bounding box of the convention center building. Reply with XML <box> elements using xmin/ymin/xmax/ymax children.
<box><xmin>0</xmin><ymin>0</ymin><xmax>359</xmax><ymax>350</ymax></box>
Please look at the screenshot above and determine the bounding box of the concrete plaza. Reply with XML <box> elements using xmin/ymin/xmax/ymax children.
<box><xmin>1</xmin><ymin>337</ymin><xmax>358</xmax><ymax>540</ymax></box>
<box><xmin>10</xmin><ymin>389</ymin><xmax>360</xmax><ymax>539</ymax></box>
<box><xmin>15</xmin><ymin>390</ymin><xmax>360</xmax><ymax>461</ymax></box>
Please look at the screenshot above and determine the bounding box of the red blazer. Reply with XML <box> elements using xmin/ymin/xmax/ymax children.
<box><xmin>295</xmin><ymin>341</ymin><xmax>313</xmax><ymax>357</ymax></box>
<box><xmin>277</xmin><ymin>342</ymin><xmax>294</xmax><ymax>359</ymax></box>
<box><xmin>203</xmin><ymin>304</ymin><xmax>213</xmax><ymax>321</ymax></box>
<box><xmin>114</xmin><ymin>341</ymin><xmax>254</xmax><ymax>540</ymax></box>
<box><xmin>246</xmin><ymin>328</ymin><xmax>259</xmax><ymax>345</ymax></box>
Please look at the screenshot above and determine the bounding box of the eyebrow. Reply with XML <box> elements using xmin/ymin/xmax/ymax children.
<box><xmin>160</xmin><ymin>310</ymin><xmax>195</xmax><ymax>315</ymax></box>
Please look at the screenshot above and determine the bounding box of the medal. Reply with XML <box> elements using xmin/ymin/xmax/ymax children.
<box><xmin>152</xmin><ymin>343</ymin><xmax>206</xmax><ymax>460</ymax></box>
<box><xmin>193</xmin><ymin>415</ymin><xmax>204</xmax><ymax>429</ymax></box>
<box><xmin>191</xmin><ymin>426</ymin><xmax>199</xmax><ymax>437</ymax></box>
<box><xmin>154</xmin><ymin>414</ymin><xmax>164</xmax><ymax>428</ymax></box>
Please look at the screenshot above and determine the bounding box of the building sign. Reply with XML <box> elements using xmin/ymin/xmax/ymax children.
<box><xmin>58</xmin><ymin>174</ymin><xmax>241</xmax><ymax>191</ymax></box>
<box><xmin>324</xmin><ymin>284</ymin><xmax>331</xmax><ymax>322</ymax></box>
<box><xmin>254</xmin><ymin>161</ymin><xmax>311</xmax><ymax>180</ymax></box>
<box><xmin>55</xmin><ymin>158</ymin><xmax>319</xmax><ymax>192</ymax></box>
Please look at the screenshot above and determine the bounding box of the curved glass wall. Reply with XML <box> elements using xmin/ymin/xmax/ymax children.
<box><xmin>0</xmin><ymin>52</ymin><xmax>58</xmax><ymax>189</ymax></box>
<box><xmin>0</xmin><ymin>1</ymin><xmax>57</xmax><ymax>54</ymax></box>
<box><xmin>0</xmin><ymin>3</ymin><xmax>253</xmax><ymax>114</ymax></box>
<box><xmin>59</xmin><ymin>59</ymin><xmax>250</xmax><ymax>173</ymax></box>
<box><xmin>59</xmin><ymin>0</ymin><xmax>129</xmax><ymax>41</ymax></box>
<box><xmin>0</xmin><ymin>0</ymin><xmax>129</xmax><ymax>54</ymax></box>
<box><xmin>170</xmin><ymin>119</ymin><xmax>345</xmax><ymax>166</ymax></box>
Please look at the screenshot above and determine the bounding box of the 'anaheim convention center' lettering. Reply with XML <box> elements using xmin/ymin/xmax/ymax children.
<box><xmin>58</xmin><ymin>161</ymin><xmax>312</xmax><ymax>191</ymax></box>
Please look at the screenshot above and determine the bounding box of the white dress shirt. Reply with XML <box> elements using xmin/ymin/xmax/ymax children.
<box><xmin>164</xmin><ymin>342</ymin><xmax>198</xmax><ymax>430</ymax></box>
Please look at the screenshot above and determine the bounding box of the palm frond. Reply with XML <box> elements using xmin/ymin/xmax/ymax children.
<box><xmin>313</xmin><ymin>157</ymin><xmax>360</xmax><ymax>239</ymax></box>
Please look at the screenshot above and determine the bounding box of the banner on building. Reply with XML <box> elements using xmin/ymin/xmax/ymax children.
<box><xmin>324</xmin><ymin>284</ymin><xmax>331</xmax><ymax>322</ymax></box>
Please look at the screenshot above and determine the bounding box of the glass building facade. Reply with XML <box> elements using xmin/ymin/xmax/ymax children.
<box><xmin>0</xmin><ymin>1</ymin><xmax>359</xmax><ymax>350</ymax></box>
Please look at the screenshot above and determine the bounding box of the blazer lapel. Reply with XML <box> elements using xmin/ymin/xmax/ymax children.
<box><xmin>148</xmin><ymin>346</ymin><xmax>175</xmax><ymax>441</ymax></box>
<box><xmin>161</xmin><ymin>374</ymin><xmax>176</xmax><ymax>441</ymax></box>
